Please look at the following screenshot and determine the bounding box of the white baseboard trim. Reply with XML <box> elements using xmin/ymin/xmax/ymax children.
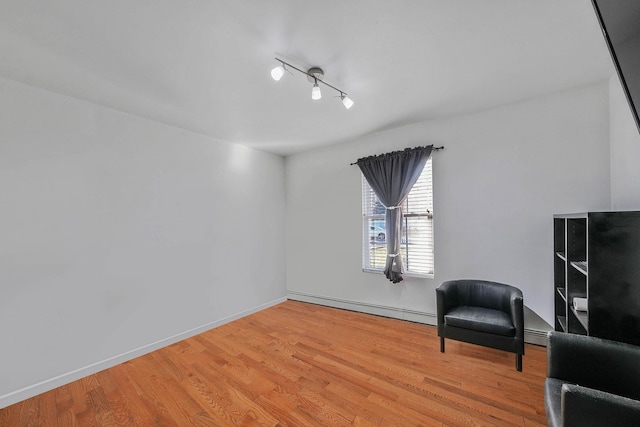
<box><xmin>287</xmin><ymin>291</ymin><xmax>548</xmax><ymax>347</ymax></box>
<box><xmin>0</xmin><ymin>296</ymin><xmax>287</xmax><ymax>409</ymax></box>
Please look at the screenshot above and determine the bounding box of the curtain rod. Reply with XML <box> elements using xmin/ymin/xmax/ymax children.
<box><xmin>350</xmin><ymin>146</ymin><xmax>444</xmax><ymax>165</ymax></box>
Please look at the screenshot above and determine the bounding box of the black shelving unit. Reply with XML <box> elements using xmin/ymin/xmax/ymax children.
<box><xmin>553</xmin><ymin>211</ymin><xmax>640</xmax><ymax>346</ymax></box>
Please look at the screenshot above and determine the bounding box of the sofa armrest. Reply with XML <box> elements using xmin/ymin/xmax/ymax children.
<box><xmin>547</xmin><ymin>331</ymin><xmax>640</xmax><ymax>400</ymax></box>
<box><xmin>562</xmin><ymin>384</ymin><xmax>640</xmax><ymax>427</ymax></box>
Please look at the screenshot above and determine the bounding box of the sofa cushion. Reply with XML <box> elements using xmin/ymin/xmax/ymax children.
<box><xmin>444</xmin><ymin>306</ymin><xmax>515</xmax><ymax>336</ymax></box>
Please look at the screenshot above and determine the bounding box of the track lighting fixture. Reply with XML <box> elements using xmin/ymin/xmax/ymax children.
<box><xmin>271</xmin><ymin>58</ymin><xmax>353</xmax><ymax>109</ymax></box>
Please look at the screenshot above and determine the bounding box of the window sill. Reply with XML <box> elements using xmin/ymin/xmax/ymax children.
<box><xmin>362</xmin><ymin>268</ymin><xmax>434</xmax><ymax>280</ymax></box>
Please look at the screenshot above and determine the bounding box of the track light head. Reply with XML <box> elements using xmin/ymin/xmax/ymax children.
<box><xmin>312</xmin><ymin>80</ymin><xmax>322</xmax><ymax>100</ymax></box>
<box><xmin>341</xmin><ymin>94</ymin><xmax>354</xmax><ymax>109</ymax></box>
<box><xmin>271</xmin><ymin>64</ymin><xmax>285</xmax><ymax>81</ymax></box>
<box><xmin>307</xmin><ymin>67</ymin><xmax>323</xmax><ymax>100</ymax></box>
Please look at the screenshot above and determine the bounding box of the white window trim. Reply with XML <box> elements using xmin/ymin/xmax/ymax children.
<box><xmin>361</xmin><ymin>157</ymin><xmax>434</xmax><ymax>279</ymax></box>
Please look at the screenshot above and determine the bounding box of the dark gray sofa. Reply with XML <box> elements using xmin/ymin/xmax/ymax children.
<box><xmin>545</xmin><ymin>331</ymin><xmax>640</xmax><ymax>427</ymax></box>
<box><xmin>436</xmin><ymin>279</ymin><xmax>524</xmax><ymax>371</ymax></box>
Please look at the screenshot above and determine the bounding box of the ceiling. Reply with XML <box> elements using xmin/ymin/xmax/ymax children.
<box><xmin>0</xmin><ymin>0</ymin><xmax>613</xmax><ymax>156</ymax></box>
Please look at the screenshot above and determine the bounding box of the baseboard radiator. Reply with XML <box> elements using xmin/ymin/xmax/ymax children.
<box><xmin>286</xmin><ymin>291</ymin><xmax>549</xmax><ymax>347</ymax></box>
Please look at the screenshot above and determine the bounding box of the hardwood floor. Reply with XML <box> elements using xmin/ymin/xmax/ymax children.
<box><xmin>0</xmin><ymin>300</ymin><xmax>548</xmax><ymax>426</ymax></box>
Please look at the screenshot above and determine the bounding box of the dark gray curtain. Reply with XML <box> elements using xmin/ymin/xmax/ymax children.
<box><xmin>357</xmin><ymin>146</ymin><xmax>433</xmax><ymax>283</ymax></box>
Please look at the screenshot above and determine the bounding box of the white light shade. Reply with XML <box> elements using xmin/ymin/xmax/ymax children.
<box><xmin>341</xmin><ymin>95</ymin><xmax>354</xmax><ymax>109</ymax></box>
<box><xmin>311</xmin><ymin>82</ymin><xmax>321</xmax><ymax>100</ymax></box>
<box><xmin>271</xmin><ymin>65</ymin><xmax>284</xmax><ymax>81</ymax></box>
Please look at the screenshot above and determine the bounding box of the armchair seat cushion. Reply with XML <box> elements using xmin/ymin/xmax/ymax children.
<box><xmin>444</xmin><ymin>306</ymin><xmax>515</xmax><ymax>337</ymax></box>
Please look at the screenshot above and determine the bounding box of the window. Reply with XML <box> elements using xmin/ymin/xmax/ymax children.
<box><xmin>361</xmin><ymin>156</ymin><xmax>434</xmax><ymax>276</ymax></box>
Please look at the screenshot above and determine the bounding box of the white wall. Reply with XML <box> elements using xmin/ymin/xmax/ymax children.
<box><xmin>0</xmin><ymin>77</ymin><xmax>286</xmax><ymax>407</ymax></box>
<box><xmin>286</xmin><ymin>83</ymin><xmax>611</xmax><ymax>334</ymax></box>
<box><xmin>0</xmin><ymin>71</ymin><xmax>625</xmax><ymax>408</ymax></box>
<box><xmin>610</xmin><ymin>75</ymin><xmax>640</xmax><ymax>209</ymax></box>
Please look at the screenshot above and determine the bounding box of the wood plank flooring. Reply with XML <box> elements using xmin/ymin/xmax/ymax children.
<box><xmin>0</xmin><ymin>300</ymin><xmax>548</xmax><ymax>426</ymax></box>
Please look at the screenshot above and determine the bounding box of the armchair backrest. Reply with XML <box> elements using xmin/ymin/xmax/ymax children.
<box><xmin>441</xmin><ymin>280</ymin><xmax>521</xmax><ymax>314</ymax></box>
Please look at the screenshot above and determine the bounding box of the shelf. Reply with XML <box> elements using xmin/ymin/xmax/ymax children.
<box><xmin>571</xmin><ymin>261</ymin><xmax>588</xmax><ymax>275</ymax></box>
<box><xmin>554</xmin><ymin>211</ymin><xmax>640</xmax><ymax>346</ymax></box>
<box><xmin>557</xmin><ymin>316</ymin><xmax>567</xmax><ymax>332</ymax></box>
<box><xmin>571</xmin><ymin>306</ymin><xmax>589</xmax><ymax>331</ymax></box>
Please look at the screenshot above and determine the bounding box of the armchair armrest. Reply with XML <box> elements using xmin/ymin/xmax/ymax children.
<box><xmin>562</xmin><ymin>384</ymin><xmax>640</xmax><ymax>427</ymax></box>
<box><xmin>436</xmin><ymin>281</ymin><xmax>457</xmax><ymax>319</ymax></box>
<box><xmin>508</xmin><ymin>290</ymin><xmax>524</xmax><ymax>338</ymax></box>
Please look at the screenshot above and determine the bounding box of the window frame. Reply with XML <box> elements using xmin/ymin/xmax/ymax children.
<box><xmin>361</xmin><ymin>157</ymin><xmax>434</xmax><ymax>278</ymax></box>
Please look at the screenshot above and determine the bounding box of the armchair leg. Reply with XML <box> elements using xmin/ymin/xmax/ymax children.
<box><xmin>440</xmin><ymin>337</ymin><xmax>445</xmax><ymax>353</ymax></box>
<box><xmin>516</xmin><ymin>353</ymin><xmax>522</xmax><ymax>372</ymax></box>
